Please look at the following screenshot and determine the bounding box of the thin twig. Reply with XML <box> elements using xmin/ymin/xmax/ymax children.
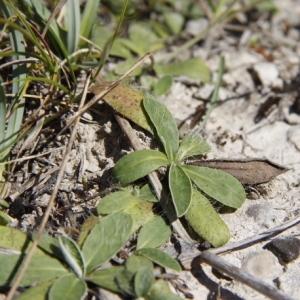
<box><xmin>0</xmin><ymin>146</ymin><xmax>65</xmax><ymax>165</ymax></box>
<box><xmin>198</xmin><ymin>251</ymin><xmax>294</xmax><ymax>300</ymax></box>
<box><xmin>179</xmin><ymin>214</ymin><xmax>300</xmax><ymax>267</ymax></box>
<box><xmin>6</xmin><ymin>75</ymin><xmax>91</xmax><ymax>300</ymax></box>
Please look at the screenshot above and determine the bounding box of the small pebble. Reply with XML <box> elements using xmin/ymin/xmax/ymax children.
<box><xmin>264</xmin><ymin>237</ymin><xmax>300</xmax><ymax>264</ymax></box>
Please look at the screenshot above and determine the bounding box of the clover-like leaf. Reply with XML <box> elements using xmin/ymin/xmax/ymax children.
<box><xmin>113</xmin><ymin>149</ymin><xmax>169</xmax><ymax>185</ymax></box>
<box><xmin>82</xmin><ymin>212</ymin><xmax>132</xmax><ymax>273</ymax></box>
<box><xmin>176</xmin><ymin>134</ymin><xmax>211</xmax><ymax>161</ymax></box>
<box><xmin>137</xmin><ymin>248</ymin><xmax>181</xmax><ymax>272</ymax></box>
<box><xmin>169</xmin><ymin>164</ymin><xmax>192</xmax><ymax>217</ymax></box>
<box><xmin>185</xmin><ymin>189</ymin><xmax>230</xmax><ymax>247</ymax></box>
<box><xmin>181</xmin><ymin>165</ymin><xmax>246</xmax><ymax>208</ymax></box>
<box><xmin>143</xmin><ymin>97</ymin><xmax>179</xmax><ymax>161</ymax></box>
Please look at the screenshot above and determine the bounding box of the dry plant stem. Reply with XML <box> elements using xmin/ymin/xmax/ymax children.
<box><xmin>6</xmin><ymin>75</ymin><xmax>91</xmax><ymax>300</ymax></box>
<box><xmin>59</xmin><ymin>53</ymin><xmax>154</xmax><ymax>137</ymax></box>
<box><xmin>114</xmin><ymin>115</ymin><xmax>194</xmax><ymax>244</ymax></box>
<box><xmin>0</xmin><ymin>146</ymin><xmax>65</xmax><ymax>165</ymax></box>
<box><xmin>8</xmin><ymin>166</ymin><xmax>60</xmax><ymax>201</ymax></box>
<box><xmin>199</xmin><ymin>252</ymin><xmax>294</xmax><ymax>300</ymax></box>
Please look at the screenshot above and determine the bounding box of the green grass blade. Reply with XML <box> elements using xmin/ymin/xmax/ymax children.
<box><xmin>79</xmin><ymin>0</ymin><xmax>100</xmax><ymax>47</ymax></box>
<box><xmin>66</xmin><ymin>0</ymin><xmax>80</xmax><ymax>54</ymax></box>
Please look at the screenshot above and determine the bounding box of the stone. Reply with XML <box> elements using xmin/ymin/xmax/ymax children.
<box><xmin>252</xmin><ymin>62</ymin><xmax>280</xmax><ymax>87</ymax></box>
<box><xmin>264</xmin><ymin>237</ymin><xmax>300</xmax><ymax>264</ymax></box>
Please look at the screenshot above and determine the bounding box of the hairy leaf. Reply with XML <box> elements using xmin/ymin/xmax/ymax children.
<box><xmin>97</xmin><ymin>191</ymin><xmax>137</xmax><ymax>215</ymax></box>
<box><xmin>89</xmin><ymin>83</ymin><xmax>152</xmax><ymax>132</ymax></box>
<box><xmin>86</xmin><ymin>266</ymin><xmax>124</xmax><ymax>293</ymax></box>
<box><xmin>134</xmin><ymin>266</ymin><xmax>154</xmax><ymax>297</ymax></box>
<box><xmin>185</xmin><ymin>189</ymin><xmax>230</xmax><ymax>247</ymax></box>
<box><xmin>176</xmin><ymin>134</ymin><xmax>211</xmax><ymax>161</ymax></box>
<box><xmin>143</xmin><ymin>97</ymin><xmax>179</xmax><ymax>161</ymax></box>
<box><xmin>113</xmin><ymin>149</ymin><xmax>169</xmax><ymax>184</ymax></box>
<box><xmin>59</xmin><ymin>236</ymin><xmax>85</xmax><ymax>278</ymax></box>
<box><xmin>181</xmin><ymin>165</ymin><xmax>246</xmax><ymax>208</ymax></box>
<box><xmin>137</xmin><ymin>248</ymin><xmax>181</xmax><ymax>272</ymax></box>
<box><xmin>137</xmin><ymin>216</ymin><xmax>171</xmax><ymax>250</ymax></box>
<box><xmin>82</xmin><ymin>212</ymin><xmax>132</xmax><ymax>273</ymax></box>
<box><xmin>49</xmin><ymin>274</ymin><xmax>86</xmax><ymax>300</ymax></box>
<box><xmin>169</xmin><ymin>164</ymin><xmax>192</xmax><ymax>217</ymax></box>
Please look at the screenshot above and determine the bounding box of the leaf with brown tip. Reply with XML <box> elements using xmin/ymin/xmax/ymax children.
<box><xmin>89</xmin><ymin>83</ymin><xmax>152</xmax><ymax>132</ymax></box>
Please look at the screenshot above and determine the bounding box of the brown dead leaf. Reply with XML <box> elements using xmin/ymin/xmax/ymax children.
<box><xmin>189</xmin><ymin>159</ymin><xmax>288</xmax><ymax>185</ymax></box>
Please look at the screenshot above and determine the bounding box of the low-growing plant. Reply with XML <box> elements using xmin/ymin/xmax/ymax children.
<box><xmin>0</xmin><ymin>210</ymin><xmax>181</xmax><ymax>299</ymax></box>
<box><xmin>113</xmin><ymin>95</ymin><xmax>246</xmax><ymax>247</ymax></box>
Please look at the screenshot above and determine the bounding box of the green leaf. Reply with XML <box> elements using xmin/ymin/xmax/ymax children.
<box><xmin>86</xmin><ymin>266</ymin><xmax>124</xmax><ymax>293</ymax></box>
<box><xmin>49</xmin><ymin>274</ymin><xmax>86</xmax><ymax>300</ymax></box>
<box><xmin>115</xmin><ymin>269</ymin><xmax>135</xmax><ymax>296</ymax></box>
<box><xmin>15</xmin><ymin>279</ymin><xmax>54</xmax><ymax>300</ymax></box>
<box><xmin>0</xmin><ymin>211</ymin><xmax>10</xmax><ymax>225</ymax></box>
<box><xmin>77</xmin><ymin>215</ymin><xmax>99</xmax><ymax>248</ymax></box>
<box><xmin>163</xmin><ymin>11</ymin><xmax>185</xmax><ymax>35</ymax></box>
<box><xmin>137</xmin><ymin>184</ymin><xmax>158</xmax><ymax>203</ymax></box>
<box><xmin>128</xmin><ymin>21</ymin><xmax>165</xmax><ymax>55</ymax></box>
<box><xmin>0</xmin><ymin>227</ymin><xmax>68</xmax><ymax>287</ymax></box>
<box><xmin>137</xmin><ymin>248</ymin><xmax>181</xmax><ymax>272</ymax></box>
<box><xmin>169</xmin><ymin>164</ymin><xmax>192</xmax><ymax>217</ymax></box>
<box><xmin>154</xmin><ymin>58</ymin><xmax>210</xmax><ymax>82</ymax></box>
<box><xmin>66</xmin><ymin>0</ymin><xmax>80</xmax><ymax>54</ymax></box>
<box><xmin>90</xmin><ymin>83</ymin><xmax>152</xmax><ymax>132</ymax></box>
<box><xmin>143</xmin><ymin>97</ymin><xmax>179</xmax><ymax>161</ymax></box>
<box><xmin>123</xmin><ymin>199</ymin><xmax>154</xmax><ymax>234</ymax></box>
<box><xmin>145</xmin><ymin>279</ymin><xmax>183</xmax><ymax>300</ymax></box>
<box><xmin>82</xmin><ymin>212</ymin><xmax>132</xmax><ymax>273</ymax></box>
<box><xmin>29</xmin><ymin>232</ymin><xmax>64</xmax><ymax>261</ymax></box>
<box><xmin>181</xmin><ymin>165</ymin><xmax>246</xmax><ymax>208</ymax></box>
<box><xmin>126</xmin><ymin>255</ymin><xmax>153</xmax><ymax>274</ymax></box>
<box><xmin>137</xmin><ymin>216</ymin><xmax>171</xmax><ymax>250</ymax></box>
<box><xmin>59</xmin><ymin>236</ymin><xmax>85</xmax><ymax>278</ymax></box>
<box><xmin>113</xmin><ymin>149</ymin><xmax>169</xmax><ymax>185</ymax></box>
<box><xmin>79</xmin><ymin>0</ymin><xmax>100</xmax><ymax>47</ymax></box>
<box><xmin>0</xmin><ymin>252</ymin><xmax>68</xmax><ymax>287</ymax></box>
<box><xmin>135</xmin><ymin>266</ymin><xmax>154</xmax><ymax>297</ymax></box>
<box><xmin>97</xmin><ymin>191</ymin><xmax>137</xmax><ymax>215</ymax></box>
<box><xmin>185</xmin><ymin>189</ymin><xmax>230</xmax><ymax>247</ymax></box>
<box><xmin>176</xmin><ymin>134</ymin><xmax>211</xmax><ymax>161</ymax></box>
<box><xmin>153</xmin><ymin>75</ymin><xmax>173</xmax><ymax>96</ymax></box>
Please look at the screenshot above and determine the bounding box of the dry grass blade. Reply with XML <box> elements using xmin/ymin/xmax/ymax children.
<box><xmin>6</xmin><ymin>75</ymin><xmax>91</xmax><ymax>300</ymax></box>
